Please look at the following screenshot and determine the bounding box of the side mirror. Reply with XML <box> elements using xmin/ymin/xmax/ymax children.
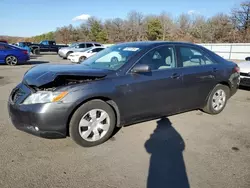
<box><xmin>131</xmin><ymin>64</ymin><xmax>151</xmax><ymax>73</ymax></box>
<box><xmin>245</xmin><ymin>57</ymin><xmax>250</xmax><ymax>61</ymax></box>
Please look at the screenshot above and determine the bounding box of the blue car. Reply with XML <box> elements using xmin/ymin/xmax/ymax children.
<box><xmin>0</xmin><ymin>42</ymin><xmax>30</xmax><ymax>65</ymax></box>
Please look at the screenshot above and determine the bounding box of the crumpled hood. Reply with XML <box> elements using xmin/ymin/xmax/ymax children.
<box><xmin>238</xmin><ymin>61</ymin><xmax>250</xmax><ymax>73</ymax></box>
<box><xmin>23</xmin><ymin>64</ymin><xmax>112</xmax><ymax>87</ymax></box>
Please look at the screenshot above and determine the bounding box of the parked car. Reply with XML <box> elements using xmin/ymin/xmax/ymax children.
<box><xmin>245</xmin><ymin>57</ymin><xmax>250</xmax><ymax>61</ymax></box>
<box><xmin>0</xmin><ymin>42</ymin><xmax>29</xmax><ymax>65</ymax></box>
<box><xmin>58</xmin><ymin>42</ymin><xmax>103</xmax><ymax>59</ymax></box>
<box><xmin>15</xmin><ymin>42</ymin><xmax>32</xmax><ymax>54</ymax></box>
<box><xmin>67</xmin><ymin>46</ymin><xmax>106</xmax><ymax>63</ymax></box>
<box><xmin>0</xmin><ymin>40</ymin><xmax>8</xmax><ymax>43</ymax></box>
<box><xmin>8</xmin><ymin>41</ymin><xmax>240</xmax><ymax>147</ymax></box>
<box><xmin>29</xmin><ymin>40</ymin><xmax>68</xmax><ymax>54</ymax></box>
<box><xmin>238</xmin><ymin>58</ymin><xmax>250</xmax><ymax>87</ymax></box>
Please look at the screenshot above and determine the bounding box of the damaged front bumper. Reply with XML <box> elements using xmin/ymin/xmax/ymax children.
<box><xmin>7</xmin><ymin>84</ymin><xmax>73</xmax><ymax>139</ymax></box>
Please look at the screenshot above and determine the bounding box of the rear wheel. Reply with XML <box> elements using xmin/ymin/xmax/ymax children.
<box><xmin>203</xmin><ymin>84</ymin><xmax>230</xmax><ymax>114</ymax></box>
<box><xmin>5</xmin><ymin>55</ymin><xmax>18</xmax><ymax>66</ymax></box>
<box><xmin>69</xmin><ymin>99</ymin><xmax>116</xmax><ymax>147</ymax></box>
<box><xmin>33</xmin><ymin>48</ymin><xmax>40</xmax><ymax>55</ymax></box>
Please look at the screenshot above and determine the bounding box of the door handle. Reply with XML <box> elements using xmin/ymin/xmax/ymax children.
<box><xmin>171</xmin><ymin>73</ymin><xmax>181</xmax><ymax>79</ymax></box>
<box><xmin>213</xmin><ymin>68</ymin><xmax>218</xmax><ymax>72</ymax></box>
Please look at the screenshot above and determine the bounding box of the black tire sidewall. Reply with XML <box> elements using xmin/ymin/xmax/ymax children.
<box><xmin>69</xmin><ymin>100</ymin><xmax>116</xmax><ymax>147</ymax></box>
<box><xmin>79</xmin><ymin>56</ymin><xmax>86</xmax><ymax>62</ymax></box>
<box><xmin>207</xmin><ymin>85</ymin><xmax>230</xmax><ymax>114</ymax></box>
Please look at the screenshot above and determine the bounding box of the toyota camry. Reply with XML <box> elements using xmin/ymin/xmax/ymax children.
<box><xmin>8</xmin><ymin>41</ymin><xmax>240</xmax><ymax>147</ymax></box>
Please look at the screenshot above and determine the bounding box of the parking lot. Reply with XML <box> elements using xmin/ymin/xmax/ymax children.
<box><xmin>0</xmin><ymin>54</ymin><xmax>249</xmax><ymax>188</ymax></box>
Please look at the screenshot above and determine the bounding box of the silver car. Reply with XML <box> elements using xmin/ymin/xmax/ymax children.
<box><xmin>238</xmin><ymin>57</ymin><xmax>250</xmax><ymax>87</ymax></box>
<box><xmin>58</xmin><ymin>42</ymin><xmax>103</xmax><ymax>59</ymax></box>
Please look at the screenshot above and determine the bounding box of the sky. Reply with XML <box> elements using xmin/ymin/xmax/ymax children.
<box><xmin>0</xmin><ymin>0</ymin><xmax>242</xmax><ymax>37</ymax></box>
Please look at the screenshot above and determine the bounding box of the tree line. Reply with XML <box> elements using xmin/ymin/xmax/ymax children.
<box><xmin>21</xmin><ymin>1</ymin><xmax>250</xmax><ymax>44</ymax></box>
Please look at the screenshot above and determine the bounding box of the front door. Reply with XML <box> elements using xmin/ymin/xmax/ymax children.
<box><xmin>118</xmin><ymin>45</ymin><xmax>184</xmax><ymax>123</ymax></box>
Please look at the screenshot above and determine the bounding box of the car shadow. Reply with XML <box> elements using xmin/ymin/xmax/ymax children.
<box><xmin>29</xmin><ymin>55</ymin><xmax>42</xmax><ymax>59</ymax></box>
<box><xmin>145</xmin><ymin>117</ymin><xmax>190</xmax><ymax>188</ymax></box>
<box><xmin>19</xmin><ymin>61</ymin><xmax>49</xmax><ymax>65</ymax></box>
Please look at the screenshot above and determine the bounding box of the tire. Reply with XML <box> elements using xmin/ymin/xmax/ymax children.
<box><xmin>203</xmin><ymin>84</ymin><xmax>230</xmax><ymax>115</ymax></box>
<box><xmin>78</xmin><ymin>56</ymin><xmax>86</xmax><ymax>63</ymax></box>
<box><xmin>66</xmin><ymin>52</ymin><xmax>73</xmax><ymax>59</ymax></box>
<box><xmin>5</xmin><ymin>55</ymin><xmax>18</xmax><ymax>66</ymax></box>
<box><xmin>33</xmin><ymin>48</ymin><xmax>40</xmax><ymax>55</ymax></box>
<box><xmin>69</xmin><ymin>99</ymin><xmax>116</xmax><ymax>147</ymax></box>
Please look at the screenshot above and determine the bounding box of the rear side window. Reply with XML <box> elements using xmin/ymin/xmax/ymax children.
<box><xmin>179</xmin><ymin>46</ymin><xmax>215</xmax><ymax>67</ymax></box>
<box><xmin>86</xmin><ymin>43</ymin><xmax>93</xmax><ymax>48</ymax></box>
<box><xmin>0</xmin><ymin>44</ymin><xmax>10</xmax><ymax>49</ymax></box>
<box><xmin>94</xmin><ymin>43</ymin><xmax>102</xmax><ymax>46</ymax></box>
<box><xmin>92</xmin><ymin>48</ymin><xmax>104</xmax><ymax>52</ymax></box>
<box><xmin>79</xmin><ymin>43</ymin><xmax>86</xmax><ymax>48</ymax></box>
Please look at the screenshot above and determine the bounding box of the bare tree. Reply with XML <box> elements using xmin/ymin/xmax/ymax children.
<box><xmin>232</xmin><ymin>1</ymin><xmax>250</xmax><ymax>30</ymax></box>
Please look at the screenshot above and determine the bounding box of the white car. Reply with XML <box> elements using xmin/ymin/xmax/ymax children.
<box><xmin>67</xmin><ymin>47</ymin><xmax>105</xmax><ymax>63</ymax></box>
<box><xmin>238</xmin><ymin>59</ymin><xmax>250</xmax><ymax>87</ymax></box>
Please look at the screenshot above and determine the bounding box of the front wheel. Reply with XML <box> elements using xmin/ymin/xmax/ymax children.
<box><xmin>69</xmin><ymin>100</ymin><xmax>116</xmax><ymax>147</ymax></box>
<box><xmin>203</xmin><ymin>84</ymin><xmax>230</xmax><ymax>114</ymax></box>
<box><xmin>78</xmin><ymin>56</ymin><xmax>86</xmax><ymax>63</ymax></box>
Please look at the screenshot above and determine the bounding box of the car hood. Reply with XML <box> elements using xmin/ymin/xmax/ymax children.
<box><xmin>238</xmin><ymin>61</ymin><xmax>250</xmax><ymax>73</ymax></box>
<box><xmin>23</xmin><ymin>64</ymin><xmax>112</xmax><ymax>87</ymax></box>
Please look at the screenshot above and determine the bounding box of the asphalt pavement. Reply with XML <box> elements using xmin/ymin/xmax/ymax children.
<box><xmin>0</xmin><ymin>54</ymin><xmax>249</xmax><ymax>188</ymax></box>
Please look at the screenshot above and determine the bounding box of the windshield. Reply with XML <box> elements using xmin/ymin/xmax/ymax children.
<box><xmin>80</xmin><ymin>45</ymin><xmax>143</xmax><ymax>70</ymax></box>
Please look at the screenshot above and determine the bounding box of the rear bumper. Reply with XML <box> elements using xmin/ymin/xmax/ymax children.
<box><xmin>58</xmin><ymin>50</ymin><xmax>67</xmax><ymax>58</ymax></box>
<box><xmin>18</xmin><ymin>55</ymin><xmax>30</xmax><ymax>63</ymax></box>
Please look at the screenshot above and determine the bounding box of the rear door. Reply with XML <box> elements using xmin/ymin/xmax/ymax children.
<box><xmin>176</xmin><ymin>45</ymin><xmax>219</xmax><ymax>110</ymax></box>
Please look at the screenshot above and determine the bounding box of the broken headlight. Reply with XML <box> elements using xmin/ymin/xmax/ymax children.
<box><xmin>22</xmin><ymin>91</ymin><xmax>68</xmax><ymax>104</ymax></box>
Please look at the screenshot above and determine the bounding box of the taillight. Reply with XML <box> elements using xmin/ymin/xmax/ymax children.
<box><xmin>233</xmin><ymin>65</ymin><xmax>240</xmax><ymax>73</ymax></box>
<box><xmin>22</xmin><ymin>50</ymin><xmax>28</xmax><ymax>54</ymax></box>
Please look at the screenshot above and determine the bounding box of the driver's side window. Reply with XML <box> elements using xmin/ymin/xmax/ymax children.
<box><xmin>179</xmin><ymin>46</ymin><xmax>215</xmax><ymax>67</ymax></box>
<box><xmin>136</xmin><ymin>46</ymin><xmax>176</xmax><ymax>71</ymax></box>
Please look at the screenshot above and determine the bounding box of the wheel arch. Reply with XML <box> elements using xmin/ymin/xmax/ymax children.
<box><xmin>5</xmin><ymin>54</ymin><xmax>18</xmax><ymax>64</ymax></box>
<box><xmin>203</xmin><ymin>82</ymin><xmax>231</xmax><ymax>107</ymax></box>
<box><xmin>66</xmin><ymin>96</ymin><xmax>121</xmax><ymax>136</ymax></box>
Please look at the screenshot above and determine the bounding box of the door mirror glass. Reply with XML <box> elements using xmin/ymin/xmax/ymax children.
<box><xmin>131</xmin><ymin>64</ymin><xmax>151</xmax><ymax>73</ymax></box>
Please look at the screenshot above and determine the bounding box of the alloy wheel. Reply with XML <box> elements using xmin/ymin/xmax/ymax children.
<box><xmin>6</xmin><ymin>56</ymin><xmax>18</xmax><ymax>65</ymax></box>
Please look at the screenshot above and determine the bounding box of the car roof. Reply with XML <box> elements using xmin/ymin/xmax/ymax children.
<box><xmin>114</xmin><ymin>41</ymin><xmax>199</xmax><ymax>48</ymax></box>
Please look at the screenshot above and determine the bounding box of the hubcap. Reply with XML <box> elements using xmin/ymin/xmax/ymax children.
<box><xmin>6</xmin><ymin>56</ymin><xmax>17</xmax><ymax>65</ymax></box>
<box><xmin>212</xmin><ymin>89</ymin><xmax>226</xmax><ymax>111</ymax></box>
<box><xmin>78</xmin><ymin>109</ymin><xmax>110</xmax><ymax>142</ymax></box>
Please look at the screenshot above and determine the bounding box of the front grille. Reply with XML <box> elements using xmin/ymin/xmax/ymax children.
<box><xmin>240</xmin><ymin>72</ymin><xmax>250</xmax><ymax>77</ymax></box>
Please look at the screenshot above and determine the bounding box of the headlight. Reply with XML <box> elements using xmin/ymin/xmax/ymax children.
<box><xmin>22</xmin><ymin>91</ymin><xmax>68</xmax><ymax>104</ymax></box>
